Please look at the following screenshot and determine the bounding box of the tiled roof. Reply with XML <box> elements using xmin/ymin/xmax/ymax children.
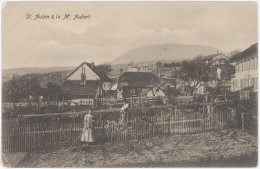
<box><xmin>229</xmin><ymin>43</ymin><xmax>258</xmax><ymax>63</ymax></box>
<box><xmin>140</xmin><ymin>87</ymin><xmax>152</xmax><ymax>95</ymax></box>
<box><xmin>61</xmin><ymin>80</ymin><xmax>100</xmax><ymax>95</ymax></box>
<box><xmin>117</xmin><ymin>72</ymin><xmax>159</xmax><ymax>88</ymax></box>
<box><xmin>201</xmin><ymin>54</ymin><xmax>219</xmax><ymax>61</ymax></box>
<box><xmin>162</xmin><ymin>78</ymin><xmax>177</xmax><ymax>86</ymax></box>
<box><xmin>201</xmin><ymin>53</ymin><xmax>228</xmax><ymax>61</ymax></box>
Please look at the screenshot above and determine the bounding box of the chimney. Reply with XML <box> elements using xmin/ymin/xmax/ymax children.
<box><xmin>83</xmin><ymin>68</ymin><xmax>86</xmax><ymax>85</ymax></box>
<box><xmin>91</xmin><ymin>62</ymin><xmax>94</xmax><ymax>68</ymax></box>
<box><xmin>217</xmin><ymin>51</ymin><xmax>218</xmax><ymax>54</ymax></box>
<box><xmin>81</xmin><ymin>65</ymin><xmax>84</xmax><ymax>85</ymax></box>
<box><xmin>159</xmin><ymin>68</ymin><xmax>161</xmax><ymax>79</ymax></box>
<box><xmin>120</xmin><ymin>68</ymin><xmax>123</xmax><ymax>75</ymax></box>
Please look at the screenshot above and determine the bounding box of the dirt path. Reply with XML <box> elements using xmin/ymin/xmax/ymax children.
<box><xmin>16</xmin><ymin>129</ymin><xmax>257</xmax><ymax>167</ymax></box>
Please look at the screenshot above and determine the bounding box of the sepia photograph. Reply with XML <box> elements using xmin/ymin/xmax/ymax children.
<box><xmin>1</xmin><ymin>1</ymin><xmax>258</xmax><ymax>167</ymax></box>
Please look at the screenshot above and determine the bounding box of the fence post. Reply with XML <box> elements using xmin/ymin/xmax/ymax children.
<box><xmin>241</xmin><ymin>112</ymin><xmax>244</xmax><ymax>130</ymax></box>
<box><xmin>174</xmin><ymin>106</ymin><xmax>177</xmax><ymax>135</ymax></box>
<box><xmin>62</xmin><ymin>96</ymin><xmax>64</xmax><ymax>112</ymax></box>
<box><xmin>168</xmin><ymin>109</ymin><xmax>171</xmax><ymax>136</ymax></box>
<box><xmin>233</xmin><ymin>109</ymin><xmax>237</xmax><ymax>127</ymax></box>
<box><xmin>131</xmin><ymin>97</ymin><xmax>133</xmax><ymax>108</ymax></box>
<box><xmin>47</xmin><ymin>95</ymin><xmax>49</xmax><ymax>112</ymax></box>
<box><xmin>102</xmin><ymin>114</ymin><xmax>105</xmax><ymax>141</ymax></box>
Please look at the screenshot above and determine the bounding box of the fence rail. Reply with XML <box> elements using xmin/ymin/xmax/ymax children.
<box><xmin>2</xmin><ymin>106</ymin><xmax>237</xmax><ymax>153</ymax></box>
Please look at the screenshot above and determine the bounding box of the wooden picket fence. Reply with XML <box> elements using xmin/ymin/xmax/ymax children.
<box><xmin>2</xmin><ymin>106</ymin><xmax>237</xmax><ymax>152</ymax></box>
<box><xmin>107</xmin><ymin>107</ymin><xmax>237</xmax><ymax>142</ymax></box>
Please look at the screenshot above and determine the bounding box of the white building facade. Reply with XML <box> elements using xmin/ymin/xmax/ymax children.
<box><xmin>231</xmin><ymin>43</ymin><xmax>258</xmax><ymax>92</ymax></box>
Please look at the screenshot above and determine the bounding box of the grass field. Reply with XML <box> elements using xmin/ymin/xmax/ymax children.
<box><xmin>10</xmin><ymin>129</ymin><xmax>257</xmax><ymax>167</ymax></box>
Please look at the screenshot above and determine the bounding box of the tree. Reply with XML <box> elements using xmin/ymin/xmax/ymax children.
<box><xmin>229</xmin><ymin>50</ymin><xmax>241</xmax><ymax>60</ymax></box>
<box><xmin>164</xmin><ymin>63</ymin><xmax>169</xmax><ymax>68</ymax></box>
<box><xmin>164</xmin><ymin>85</ymin><xmax>180</xmax><ymax>104</ymax></box>
<box><xmin>2</xmin><ymin>74</ymin><xmax>40</xmax><ymax>103</ymax></box>
<box><xmin>193</xmin><ymin>54</ymin><xmax>204</xmax><ymax>60</ymax></box>
<box><xmin>176</xmin><ymin>59</ymin><xmax>211</xmax><ymax>94</ymax></box>
<box><xmin>95</xmin><ymin>63</ymin><xmax>113</xmax><ymax>77</ymax></box>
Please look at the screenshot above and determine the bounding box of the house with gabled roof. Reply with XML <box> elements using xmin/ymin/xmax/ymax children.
<box><xmin>230</xmin><ymin>43</ymin><xmax>258</xmax><ymax>100</ymax></box>
<box><xmin>61</xmin><ymin>62</ymin><xmax>111</xmax><ymax>99</ymax></box>
<box><xmin>200</xmin><ymin>52</ymin><xmax>229</xmax><ymax>65</ymax></box>
<box><xmin>127</xmin><ymin>62</ymin><xmax>152</xmax><ymax>72</ymax></box>
<box><xmin>140</xmin><ymin>86</ymin><xmax>166</xmax><ymax>97</ymax></box>
<box><xmin>117</xmin><ymin>71</ymin><xmax>160</xmax><ymax>98</ymax></box>
<box><xmin>193</xmin><ymin>52</ymin><xmax>235</xmax><ymax>97</ymax></box>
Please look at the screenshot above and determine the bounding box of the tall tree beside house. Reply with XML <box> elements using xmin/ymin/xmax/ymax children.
<box><xmin>2</xmin><ymin>74</ymin><xmax>40</xmax><ymax>103</ymax></box>
<box><xmin>95</xmin><ymin>63</ymin><xmax>113</xmax><ymax>77</ymax></box>
<box><xmin>206</xmin><ymin>57</ymin><xmax>236</xmax><ymax>94</ymax></box>
<box><xmin>165</xmin><ymin>85</ymin><xmax>180</xmax><ymax>104</ymax></box>
<box><xmin>193</xmin><ymin>54</ymin><xmax>204</xmax><ymax>60</ymax></box>
<box><xmin>229</xmin><ymin>50</ymin><xmax>241</xmax><ymax>60</ymax></box>
<box><xmin>176</xmin><ymin>58</ymin><xmax>211</xmax><ymax>94</ymax></box>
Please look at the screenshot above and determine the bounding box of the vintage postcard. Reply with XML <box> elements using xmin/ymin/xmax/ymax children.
<box><xmin>1</xmin><ymin>1</ymin><xmax>258</xmax><ymax>167</ymax></box>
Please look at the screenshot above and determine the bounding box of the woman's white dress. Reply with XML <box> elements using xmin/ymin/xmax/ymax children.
<box><xmin>81</xmin><ymin>114</ymin><xmax>94</xmax><ymax>142</ymax></box>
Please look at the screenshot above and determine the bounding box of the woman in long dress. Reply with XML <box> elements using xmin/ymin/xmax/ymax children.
<box><xmin>81</xmin><ymin>109</ymin><xmax>94</xmax><ymax>144</ymax></box>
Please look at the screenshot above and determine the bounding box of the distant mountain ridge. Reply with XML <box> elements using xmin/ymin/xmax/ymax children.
<box><xmin>2</xmin><ymin>43</ymin><xmax>228</xmax><ymax>82</ymax></box>
<box><xmin>2</xmin><ymin>67</ymin><xmax>75</xmax><ymax>83</ymax></box>
<box><xmin>110</xmin><ymin>43</ymin><xmax>228</xmax><ymax>65</ymax></box>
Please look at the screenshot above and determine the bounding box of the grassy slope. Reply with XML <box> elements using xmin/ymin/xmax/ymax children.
<box><xmin>16</xmin><ymin>129</ymin><xmax>257</xmax><ymax>168</ymax></box>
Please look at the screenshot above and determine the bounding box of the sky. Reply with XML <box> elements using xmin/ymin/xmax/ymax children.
<box><xmin>1</xmin><ymin>1</ymin><xmax>258</xmax><ymax>70</ymax></box>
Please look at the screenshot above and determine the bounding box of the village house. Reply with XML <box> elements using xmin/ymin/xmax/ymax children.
<box><xmin>140</xmin><ymin>86</ymin><xmax>165</xmax><ymax>97</ymax></box>
<box><xmin>127</xmin><ymin>62</ymin><xmax>152</xmax><ymax>72</ymax></box>
<box><xmin>61</xmin><ymin>62</ymin><xmax>111</xmax><ymax>101</ymax></box>
<box><xmin>116</xmin><ymin>71</ymin><xmax>160</xmax><ymax>98</ymax></box>
<box><xmin>200</xmin><ymin>52</ymin><xmax>229</xmax><ymax>65</ymax></box>
<box><xmin>140</xmin><ymin>78</ymin><xmax>176</xmax><ymax>97</ymax></box>
<box><xmin>194</xmin><ymin>52</ymin><xmax>234</xmax><ymax>96</ymax></box>
<box><xmin>230</xmin><ymin>43</ymin><xmax>258</xmax><ymax>100</ymax></box>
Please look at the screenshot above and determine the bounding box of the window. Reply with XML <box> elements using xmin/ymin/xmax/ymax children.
<box><xmin>252</xmin><ymin>58</ymin><xmax>255</xmax><ymax>69</ymax></box>
<box><xmin>202</xmin><ymin>86</ymin><xmax>206</xmax><ymax>93</ymax></box>
<box><xmin>251</xmin><ymin>77</ymin><xmax>254</xmax><ymax>87</ymax></box>
<box><xmin>254</xmin><ymin>77</ymin><xmax>258</xmax><ymax>90</ymax></box>
<box><xmin>240</xmin><ymin>79</ymin><xmax>243</xmax><ymax>89</ymax></box>
<box><xmin>252</xmin><ymin>59</ymin><xmax>253</xmax><ymax>70</ymax></box>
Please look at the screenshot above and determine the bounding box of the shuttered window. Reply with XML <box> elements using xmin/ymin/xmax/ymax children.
<box><xmin>254</xmin><ymin>77</ymin><xmax>258</xmax><ymax>90</ymax></box>
<box><xmin>240</xmin><ymin>62</ymin><xmax>243</xmax><ymax>72</ymax></box>
<box><xmin>251</xmin><ymin>77</ymin><xmax>254</xmax><ymax>87</ymax></box>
